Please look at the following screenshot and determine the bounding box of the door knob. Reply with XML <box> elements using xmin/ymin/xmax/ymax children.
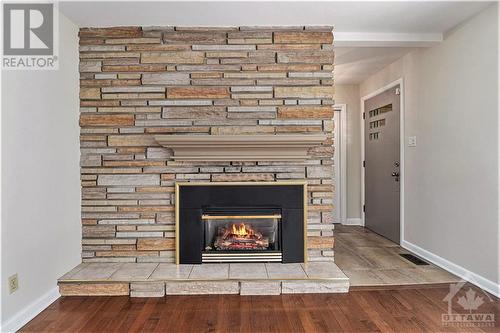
<box><xmin>391</xmin><ymin>171</ymin><xmax>400</xmax><ymax>182</ymax></box>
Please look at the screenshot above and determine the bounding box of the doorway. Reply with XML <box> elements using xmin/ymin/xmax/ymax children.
<box><xmin>363</xmin><ymin>84</ymin><xmax>401</xmax><ymax>244</ymax></box>
<box><xmin>333</xmin><ymin>104</ymin><xmax>347</xmax><ymax>226</ymax></box>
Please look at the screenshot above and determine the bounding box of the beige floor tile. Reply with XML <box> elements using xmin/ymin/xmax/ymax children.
<box><xmin>229</xmin><ymin>263</ymin><xmax>268</xmax><ymax>279</ymax></box>
<box><xmin>69</xmin><ymin>263</ymin><xmax>123</xmax><ymax>280</ymax></box>
<box><xmin>149</xmin><ymin>264</ymin><xmax>193</xmax><ymax>280</ymax></box>
<box><xmin>189</xmin><ymin>264</ymin><xmax>229</xmax><ymax>279</ymax></box>
<box><xmin>109</xmin><ymin>263</ymin><xmax>158</xmax><ymax>281</ymax></box>
<box><xmin>333</xmin><ymin>246</ymin><xmax>375</xmax><ymax>270</ymax></box>
<box><xmin>301</xmin><ymin>262</ymin><xmax>348</xmax><ymax>279</ymax></box>
<box><xmin>265</xmin><ymin>263</ymin><xmax>307</xmax><ymax>279</ymax></box>
<box><xmin>337</xmin><ymin>233</ymin><xmax>384</xmax><ymax>248</ymax></box>
<box><xmin>355</xmin><ymin>247</ymin><xmax>415</xmax><ymax>269</ymax></box>
<box><xmin>342</xmin><ymin>269</ymin><xmax>385</xmax><ymax>286</ymax></box>
<box><xmin>385</xmin><ymin>246</ymin><xmax>412</xmax><ymax>255</ymax></box>
<box><xmin>416</xmin><ymin>266</ymin><xmax>461</xmax><ymax>283</ymax></box>
<box><xmin>59</xmin><ymin>263</ymin><xmax>89</xmax><ymax>280</ymax></box>
<box><xmin>335</xmin><ymin>225</ymin><xmax>461</xmax><ymax>287</ymax></box>
<box><xmin>371</xmin><ymin>269</ymin><xmax>428</xmax><ymax>285</ymax></box>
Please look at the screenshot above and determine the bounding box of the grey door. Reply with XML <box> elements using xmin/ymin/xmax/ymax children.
<box><xmin>364</xmin><ymin>85</ymin><xmax>400</xmax><ymax>244</ymax></box>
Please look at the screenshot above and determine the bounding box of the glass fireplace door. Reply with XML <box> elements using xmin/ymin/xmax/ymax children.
<box><xmin>201</xmin><ymin>208</ymin><xmax>282</xmax><ymax>263</ymax></box>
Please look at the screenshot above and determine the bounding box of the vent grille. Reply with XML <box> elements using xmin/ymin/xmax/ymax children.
<box><xmin>399</xmin><ymin>253</ymin><xmax>429</xmax><ymax>265</ymax></box>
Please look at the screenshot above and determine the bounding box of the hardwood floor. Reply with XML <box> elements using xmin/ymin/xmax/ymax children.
<box><xmin>21</xmin><ymin>284</ymin><xmax>499</xmax><ymax>332</ymax></box>
<box><xmin>334</xmin><ymin>225</ymin><xmax>461</xmax><ymax>287</ymax></box>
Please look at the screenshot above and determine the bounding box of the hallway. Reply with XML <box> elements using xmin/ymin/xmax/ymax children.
<box><xmin>334</xmin><ymin>225</ymin><xmax>461</xmax><ymax>287</ymax></box>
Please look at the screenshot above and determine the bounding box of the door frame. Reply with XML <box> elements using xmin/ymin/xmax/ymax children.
<box><xmin>333</xmin><ymin>104</ymin><xmax>347</xmax><ymax>225</ymax></box>
<box><xmin>360</xmin><ymin>78</ymin><xmax>405</xmax><ymax>243</ymax></box>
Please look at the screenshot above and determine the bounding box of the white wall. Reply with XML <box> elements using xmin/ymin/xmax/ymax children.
<box><xmin>359</xmin><ymin>4</ymin><xmax>499</xmax><ymax>289</ymax></box>
<box><xmin>1</xmin><ymin>13</ymin><xmax>80</xmax><ymax>331</ymax></box>
<box><xmin>335</xmin><ymin>85</ymin><xmax>362</xmax><ymax>221</ymax></box>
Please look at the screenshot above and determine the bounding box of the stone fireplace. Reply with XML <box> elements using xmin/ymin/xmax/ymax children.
<box><xmin>59</xmin><ymin>24</ymin><xmax>350</xmax><ymax>298</ymax></box>
<box><xmin>176</xmin><ymin>182</ymin><xmax>306</xmax><ymax>264</ymax></box>
<box><xmin>79</xmin><ymin>25</ymin><xmax>335</xmax><ymax>264</ymax></box>
<box><xmin>56</xmin><ymin>24</ymin><xmax>351</xmax><ymax>298</ymax></box>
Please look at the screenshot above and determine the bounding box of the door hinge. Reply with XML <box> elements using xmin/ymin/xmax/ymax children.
<box><xmin>363</xmin><ymin>205</ymin><xmax>366</xmax><ymax>213</ymax></box>
<box><xmin>363</xmin><ymin>160</ymin><xmax>365</xmax><ymax>167</ymax></box>
<box><xmin>395</xmin><ymin>87</ymin><xmax>401</xmax><ymax>95</ymax></box>
<box><xmin>362</xmin><ymin>112</ymin><xmax>365</xmax><ymax>119</ymax></box>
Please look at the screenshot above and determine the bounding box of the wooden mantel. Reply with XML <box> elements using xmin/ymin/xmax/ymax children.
<box><xmin>154</xmin><ymin>134</ymin><xmax>327</xmax><ymax>161</ymax></box>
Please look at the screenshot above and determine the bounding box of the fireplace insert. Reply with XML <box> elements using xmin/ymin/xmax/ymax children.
<box><xmin>176</xmin><ymin>183</ymin><xmax>305</xmax><ymax>264</ymax></box>
<box><xmin>202</xmin><ymin>207</ymin><xmax>282</xmax><ymax>263</ymax></box>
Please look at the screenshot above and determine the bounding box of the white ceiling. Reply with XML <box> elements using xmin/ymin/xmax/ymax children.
<box><xmin>334</xmin><ymin>47</ymin><xmax>415</xmax><ymax>84</ymax></box>
<box><xmin>59</xmin><ymin>1</ymin><xmax>493</xmax><ymax>84</ymax></box>
<box><xmin>60</xmin><ymin>1</ymin><xmax>490</xmax><ymax>33</ymax></box>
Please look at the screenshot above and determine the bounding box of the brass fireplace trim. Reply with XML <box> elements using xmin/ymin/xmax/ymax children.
<box><xmin>175</xmin><ymin>181</ymin><xmax>308</xmax><ymax>264</ymax></box>
<box><xmin>201</xmin><ymin>214</ymin><xmax>282</xmax><ymax>220</ymax></box>
<box><xmin>202</xmin><ymin>252</ymin><xmax>282</xmax><ymax>256</ymax></box>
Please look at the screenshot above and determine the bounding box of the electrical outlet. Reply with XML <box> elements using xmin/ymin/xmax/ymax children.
<box><xmin>8</xmin><ymin>274</ymin><xmax>19</xmax><ymax>294</ymax></box>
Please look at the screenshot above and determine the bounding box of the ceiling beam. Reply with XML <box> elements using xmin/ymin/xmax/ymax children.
<box><xmin>334</xmin><ymin>32</ymin><xmax>443</xmax><ymax>47</ymax></box>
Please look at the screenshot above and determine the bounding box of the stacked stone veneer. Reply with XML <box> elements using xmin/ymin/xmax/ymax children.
<box><xmin>79</xmin><ymin>26</ymin><xmax>335</xmax><ymax>263</ymax></box>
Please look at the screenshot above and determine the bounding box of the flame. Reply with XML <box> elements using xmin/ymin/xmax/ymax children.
<box><xmin>230</xmin><ymin>223</ymin><xmax>255</xmax><ymax>238</ymax></box>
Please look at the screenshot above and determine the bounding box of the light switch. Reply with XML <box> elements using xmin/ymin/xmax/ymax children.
<box><xmin>408</xmin><ymin>136</ymin><xmax>417</xmax><ymax>147</ymax></box>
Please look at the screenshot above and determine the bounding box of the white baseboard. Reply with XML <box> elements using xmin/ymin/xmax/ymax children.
<box><xmin>401</xmin><ymin>240</ymin><xmax>500</xmax><ymax>298</ymax></box>
<box><xmin>343</xmin><ymin>218</ymin><xmax>362</xmax><ymax>226</ymax></box>
<box><xmin>1</xmin><ymin>286</ymin><xmax>60</xmax><ymax>333</ymax></box>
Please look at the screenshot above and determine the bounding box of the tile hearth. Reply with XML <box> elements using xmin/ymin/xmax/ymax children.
<box><xmin>58</xmin><ymin>262</ymin><xmax>349</xmax><ymax>297</ymax></box>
